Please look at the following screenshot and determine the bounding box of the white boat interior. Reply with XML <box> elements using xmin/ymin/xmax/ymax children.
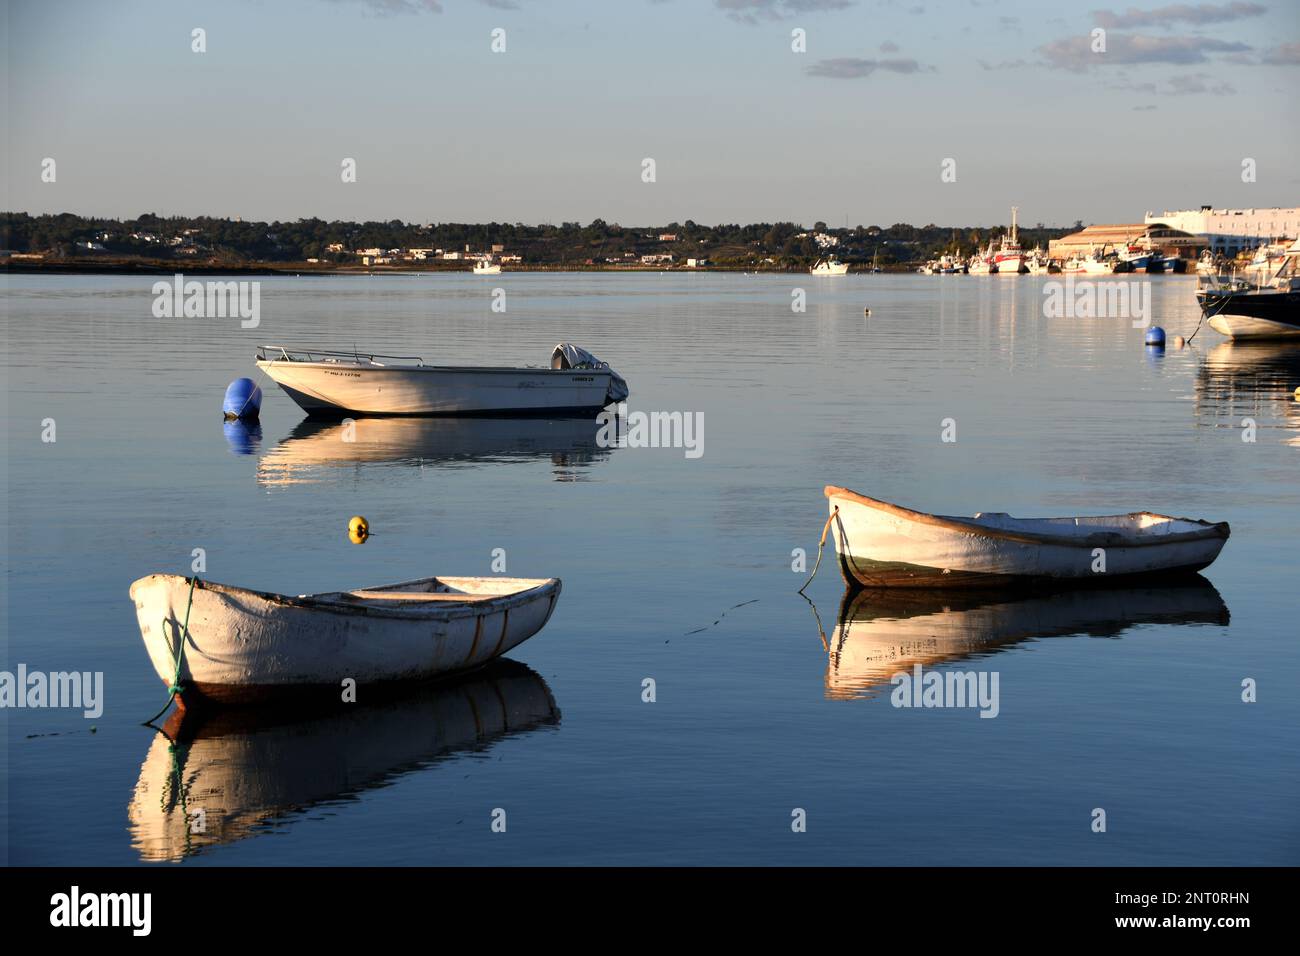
<box><xmin>963</xmin><ymin>511</ymin><xmax>1220</xmax><ymax>540</ymax></box>
<box><xmin>308</xmin><ymin>576</ymin><xmax>551</xmax><ymax>607</ymax></box>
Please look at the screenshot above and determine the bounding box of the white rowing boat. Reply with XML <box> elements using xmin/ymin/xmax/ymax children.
<box><xmin>130</xmin><ymin>573</ymin><xmax>561</xmax><ymax>706</ymax></box>
<box><xmin>255</xmin><ymin>343</ymin><xmax>629</xmax><ymax>417</ymax></box>
<box><xmin>824</xmin><ymin>486</ymin><xmax>1229</xmax><ymax>589</ymax></box>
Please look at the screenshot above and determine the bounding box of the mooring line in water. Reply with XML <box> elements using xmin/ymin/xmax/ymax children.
<box><xmin>684</xmin><ymin>598</ymin><xmax>759</xmax><ymax>635</ymax></box>
<box><xmin>798</xmin><ymin>507</ymin><xmax>838</xmax><ymax>595</ymax></box>
<box><xmin>798</xmin><ymin>592</ymin><xmax>831</xmax><ymax>653</ymax></box>
<box><xmin>142</xmin><ymin>575</ymin><xmax>198</xmax><ymax>725</ymax></box>
<box><xmin>1188</xmin><ymin>283</ymin><xmax>1237</xmax><ymax>344</ymax></box>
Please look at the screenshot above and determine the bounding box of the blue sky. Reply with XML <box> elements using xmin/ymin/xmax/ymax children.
<box><xmin>4</xmin><ymin>0</ymin><xmax>1298</xmax><ymax>226</ymax></box>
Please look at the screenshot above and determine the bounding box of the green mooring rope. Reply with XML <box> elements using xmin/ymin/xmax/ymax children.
<box><xmin>798</xmin><ymin>507</ymin><xmax>838</xmax><ymax>595</ymax></box>
<box><xmin>143</xmin><ymin>575</ymin><xmax>199</xmax><ymax>724</ymax></box>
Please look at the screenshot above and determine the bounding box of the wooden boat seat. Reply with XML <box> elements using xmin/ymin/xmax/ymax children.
<box><xmin>339</xmin><ymin>590</ymin><xmax>493</xmax><ymax>603</ymax></box>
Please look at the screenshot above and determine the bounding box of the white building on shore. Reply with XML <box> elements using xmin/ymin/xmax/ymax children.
<box><xmin>1144</xmin><ymin>206</ymin><xmax>1299</xmax><ymax>256</ymax></box>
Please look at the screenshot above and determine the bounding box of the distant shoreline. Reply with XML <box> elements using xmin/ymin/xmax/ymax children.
<box><xmin>1</xmin><ymin>257</ymin><xmax>914</xmax><ymax>276</ymax></box>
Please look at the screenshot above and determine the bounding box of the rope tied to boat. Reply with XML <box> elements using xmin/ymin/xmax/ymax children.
<box><xmin>798</xmin><ymin>507</ymin><xmax>838</xmax><ymax>595</ymax></box>
<box><xmin>142</xmin><ymin>575</ymin><xmax>199</xmax><ymax>725</ymax></box>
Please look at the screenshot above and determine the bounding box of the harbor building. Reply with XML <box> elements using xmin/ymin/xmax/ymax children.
<box><xmin>1048</xmin><ymin>222</ymin><xmax>1202</xmax><ymax>260</ymax></box>
<box><xmin>1144</xmin><ymin>207</ymin><xmax>1299</xmax><ymax>257</ymax></box>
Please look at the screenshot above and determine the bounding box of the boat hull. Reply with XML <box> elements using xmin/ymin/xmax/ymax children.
<box><xmin>824</xmin><ymin>487</ymin><xmax>1229</xmax><ymax>589</ymax></box>
<box><xmin>1199</xmin><ymin>290</ymin><xmax>1300</xmax><ymax>339</ymax></box>
<box><xmin>257</xmin><ymin>360</ymin><xmax>614</xmax><ymax>416</ymax></box>
<box><xmin>130</xmin><ymin>574</ymin><xmax>561</xmax><ymax>705</ymax></box>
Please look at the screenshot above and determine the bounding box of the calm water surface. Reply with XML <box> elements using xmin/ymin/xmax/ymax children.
<box><xmin>3</xmin><ymin>272</ymin><xmax>1297</xmax><ymax>865</ymax></box>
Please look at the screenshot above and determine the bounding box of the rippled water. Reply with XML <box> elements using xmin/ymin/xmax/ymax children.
<box><xmin>3</xmin><ymin>273</ymin><xmax>1298</xmax><ymax>865</ymax></box>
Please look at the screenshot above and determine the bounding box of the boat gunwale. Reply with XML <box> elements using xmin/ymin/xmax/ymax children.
<box><xmin>130</xmin><ymin>573</ymin><xmax>561</xmax><ymax>621</ymax></box>
<box><xmin>823</xmin><ymin>486</ymin><xmax>1230</xmax><ymax>548</ymax></box>
<box><xmin>254</xmin><ymin>358</ymin><xmax>613</xmax><ymax>378</ymax></box>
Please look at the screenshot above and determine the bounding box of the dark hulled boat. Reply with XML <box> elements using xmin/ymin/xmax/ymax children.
<box><xmin>1197</xmin><ymin>239</ymin><xmax>1300</xmax><ymax>339</ymax></box>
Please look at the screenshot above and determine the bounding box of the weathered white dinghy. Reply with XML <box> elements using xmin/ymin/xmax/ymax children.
<box><xmin>824</xmin><ymin>486</ymin><xmax>1229</xmax><ymax>589</ymax></box>
<box><xmin>130</xmin><ymin>573</ymin><xmax>561</xmax><ymax>705</ymax></box>
<box><xmin>255</xmin><ymin>343</ymin><xmax>629</xmax><ymax>417</ymax></box>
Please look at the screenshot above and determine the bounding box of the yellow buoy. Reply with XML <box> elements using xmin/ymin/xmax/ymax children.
<box><xmin>1294</xmin><ymin>386</ymin><xmax>1300</xmax><ymax>401</ymax></box>
<box><xmin>348</xmin><ymin>515</ymin><xmax>369</xmax><ymax>543</ymax></box>
<box><xmin>1172</xmin><ymin>335</ymin><xmax>1186</xmax><ymax>348</ymax></box>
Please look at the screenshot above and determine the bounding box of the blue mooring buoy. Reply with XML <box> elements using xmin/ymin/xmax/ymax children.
<box><xmin>1144</xmin><ymin>326</ymin><xmax>1166</xmax><ymax>347</ymax></box>
<box><xmin>222</xmin><ymin>377</ymin><xmax>262</xmax><ymax>421</ymax></box>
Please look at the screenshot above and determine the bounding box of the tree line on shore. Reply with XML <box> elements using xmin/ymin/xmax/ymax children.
<box><xmin>1</xmin><ymin>212</ymin><xmax>1076</xmax><ymax>268</ymax></box>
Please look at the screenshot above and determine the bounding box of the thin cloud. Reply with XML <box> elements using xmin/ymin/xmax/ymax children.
<box><xmin>1262</xmin><ymin>41</ymin><xmax>1300</xmax><ymax>64</ymax></box>
<box><xmin>1166</xmin><ymin>71</ymin><xmax>1237</xmax><ymax>93</ymax></box>
<box><xmin>879</xmin><ymin>40</ymin><xmax>900</xmax><ymax>52</ymax></box>
<box><xmin>324</xmin><ymin>0</ymin><xmax>519</xmax><ymax>12</ymax></box>
<box><xmin>1038</xmin><ymin>33</ymin><xmax>1251</xmax><ymax>70</ymax></box>
<box><xmin>715</xmin><ymin>0</ymin><xmax>854</xmax><ymax>23</ymax></box>
<box><xmin>1093</xmin><ymin>2</ymin><xmax>1267</xmax><ymax>29</ymax></box>
<box><xmin>805</xmin><ymin>57</ymin><xmax>930</xmax><ymax>78</ymax></box>
<box><xmin>325</xmin><ymin>0</ymin><xmax>444</xmax><ymax>12</ymax></box>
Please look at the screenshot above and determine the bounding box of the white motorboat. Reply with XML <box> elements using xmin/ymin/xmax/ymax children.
<box><xmin>472</xmin><ymin>258</ymin><xmax>502</xmax><ymax>274</ymax></box>
<box><xmin>256</xmin><ymin>343</ymin><xmax>629</xmax><ymax>417</ymax></box>
<box><xmin>811</xmin><ymin>257</ymin><xmax>849</xmax><ymax>276</ymax></box>
<box><xmin>823</xmin><ymin>486</ymin><xmax>1230</xmax><ymax>589</ymax></box>
<box><xmin>130</xmin><ymin>573</ymin><xmax>562</xmax><ymax>706</ymax></box>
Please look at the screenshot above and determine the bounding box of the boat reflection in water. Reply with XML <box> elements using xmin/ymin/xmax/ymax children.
<box><xmin>128</xmin><ymin>659</ymin><xmax>560</xmax><ymax>861</ymax></box>
<box><xmin>256</xmin><ymin>415</ymin><xmax>615</xmax><ymax>486</ymax></box>
<box><xmin>1196</xmin><ymin>342</ymin><xmax>1300</xmax><ymax>443</ymax></box>
<box><xmin>812</xmin><ymin>579</ymin><xmax>1229</xmax><ymax>701</ymax></box>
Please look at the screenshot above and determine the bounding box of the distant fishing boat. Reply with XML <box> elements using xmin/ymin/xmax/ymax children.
<box><xmin>1024</xmin><ymin>247</ymin><xmax>1055</xmax><ymax>274</ymax></box>
<box><xmin>1118</xmin><ymin>244</ymin><xmax>1158</xmax><ymax>273</ymax></box>
<box><xmin>130</xmin><ymin>573</ymin><xmax>562</xmax><ymax>706</ymax></box>
<box><xmin>1242</xmin><ymin>240</ymin><xmax>1293</xmax><ymax>281</ymax></box>
<box><xmin>967</xmin><ymin>243</ymin><xmax>996</xmax><ymax>275</ymax></box>
<box><xmin>472</xmin><ymin>258</ymin><xmax>502</xmax><ymax>275</ymax></box>
<box><xmin>992</xmin><ymin>206</ymin><xmax>1025</xmax><ymax>276</ymax></box>
<box><xmin>811</xmin><ymin>257</ymin><xmax>849</xmax><ymax>276</ymax></box>
<box><xmin>256</xmin><ymin>342</ymin><xmax>629</xmax><ymax>417</ymax></box>
<box><xmin>1196</xmin><ymin>249</ymin><xmax>1222</xmax><ymax>276</ymax></box>
<box><xmin>822</xmin><ymin>486</ymin><xmax>1230</xmax><ymax>589</ymax></box>
<box><xmin>1080</xmin><ymin>246</ymin><xmax>1127</xmax><ymax>274</ymax></box>
<box><xmin>1197</xmin><ymin>238</ymin><xmax>1300</xmax><ymax>339</ymax></box>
